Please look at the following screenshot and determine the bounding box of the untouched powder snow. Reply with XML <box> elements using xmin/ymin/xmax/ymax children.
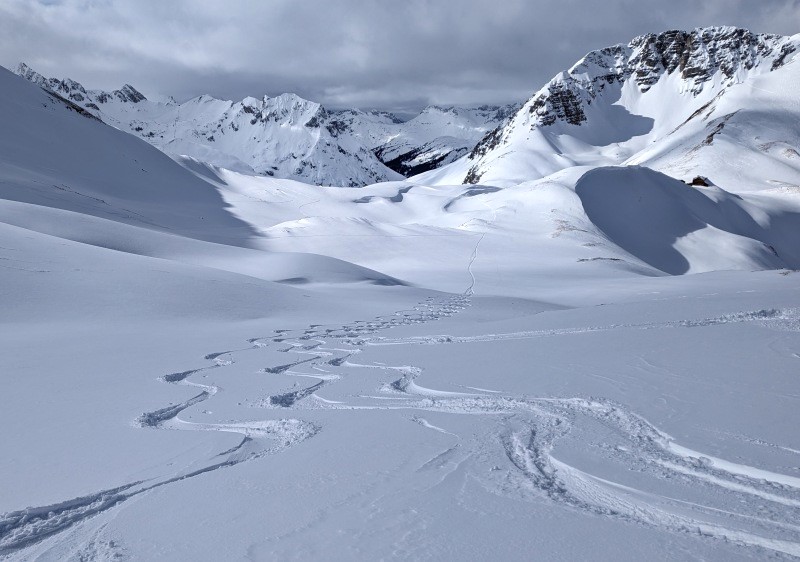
<box><xmin>2</xmin><ymin>27</ymin><xmax>800</xmax><ymax>561</ymax></box>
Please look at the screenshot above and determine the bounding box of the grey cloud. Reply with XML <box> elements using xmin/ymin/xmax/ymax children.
<box><xmin>2</xmin><ymin>0</ymin><xmax>798</xmax><ymax>112</ymax></box>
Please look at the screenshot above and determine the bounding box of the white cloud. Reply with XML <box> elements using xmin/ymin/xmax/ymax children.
<box><xmin>2</xmin><ymin>0</ymin><xmax>798</xmax><ymax>110</ymax></box>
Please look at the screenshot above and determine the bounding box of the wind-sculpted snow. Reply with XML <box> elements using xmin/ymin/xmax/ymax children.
<box><xmin>574</xmin><ymin>167</ymin><xmax>800</xmax><ymax>274</ymax></box>
<box><xmin>233</xmin><ymin>164</ymin><xmax>800</xmax><ymax>283</ymax></box>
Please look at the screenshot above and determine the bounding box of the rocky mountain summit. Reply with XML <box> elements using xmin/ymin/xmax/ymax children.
<box><xmin>413</xmin><ymin>26</ymin><xmax>800</xmax><ymax>189</ymax></box>
<box><xmin>17</xmin><ymin>63</ymin><xmax>148</xmax><ymax>107</ymax></box>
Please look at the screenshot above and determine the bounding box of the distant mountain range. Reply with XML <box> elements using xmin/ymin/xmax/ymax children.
<box><xmin>16</xmin><ymin>63</ymin><xmax>517</xmax><ymax>187</ymax></box>
<box><xmin>15</xmin><ymin>26</ymin><xmax>800</xmax><ymax>194</ymax></box>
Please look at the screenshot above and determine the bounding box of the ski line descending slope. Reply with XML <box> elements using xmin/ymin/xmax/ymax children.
<box><xmin>0</xmin><ymin>419</ymin><xmax>316</xmax><ymax>556</ymax></box>
<box><xmin>464</xmin><ymin>232</ymin><xmax>483</xmax><ymax>297</ymax></box>
<box><xmin>243</xmin><ymin>306</ymin><xmax>800</xmax><ymax>557</ymax></box>
<box><xmin>3</xmin><ymin>298</ymin><xmax>799</xmax><ymax>556</ymax></box>
<box><xmin>463</xmin><ymin>195</ymin><xmax>497</xmax><ymax>296</ymax></box>
<box><xmin>0</xmin><ymin>295</ymin><xmax>470</xmax><ymax>557</ymax></box>
<box><xmin>155</xmin><ymin>299</ymin><xmax>800</xmax><ymax>556</ymax></box>
<box><xmin>264</xmin><ymin>317</ymin><xmax>800</xmax><ymax>557</ymax></box>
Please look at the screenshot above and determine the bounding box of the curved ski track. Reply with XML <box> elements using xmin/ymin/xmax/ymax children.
<box><xmin>2</xmin><ymin>299</ymin><xmax>799</xmax><ymax>558</ymax></box>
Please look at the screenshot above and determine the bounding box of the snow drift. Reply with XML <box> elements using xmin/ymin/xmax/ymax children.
<box><xmin>574</xmin><ymin>167</ymin><xmax>800</xmax><ymax>274</ymax></box>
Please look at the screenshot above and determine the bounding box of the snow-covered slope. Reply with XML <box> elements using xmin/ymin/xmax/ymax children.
<box><xmin>15</xmin><ymin>63</ymin><xmax>404</xmax><ymax>187</ymax></box>
<box><xmin>324</xmin><ymin>108</ymin><xmax>405</xmax><ymax>148</ymax></box>
<box><xmin>322</xmin><ymin>104</ymin><xmax>520</xmax><ymax>174</ymax></box>
<box><xmin>418</xmin><ymin>27</ymin><xmax>800</xmax><ymax>192</ymax></box>
<box><xmin>0</xmin><ymin>66</ymin><xmax>405</xmax><ymax>287</ymax></box>
<box><xmin>1</xmin><ymin>66</ymin><xmax>257</xmax><ymax>245</ymax></box>
<box><xmin>215</xmin><ymin>165</ymin><xmax>800</xmax><ymax>290</ymax></box>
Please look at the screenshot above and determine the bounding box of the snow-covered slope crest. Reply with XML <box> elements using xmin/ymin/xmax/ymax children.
<box><xmin>423</xmin><ymin>27</ymin><xmax>800</xmax><ymax>190</ymax></box>
<box><xmin>15</xmin><ymin>63</ymin><xmax>402</xmax><ymax>187</ymax></box>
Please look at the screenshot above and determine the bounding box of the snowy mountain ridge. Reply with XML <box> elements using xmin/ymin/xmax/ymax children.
<box><xmin>17</xmin><ymin>62</ymin><xmax>148</xmax><ymax>106</ymax></box>
<box><xmin>416</xmin><ymin>26</ymin><xmax>800</xmax><ymax>190</ymax></box>
<box><xmin>16</xmin><ymin>62</ymin><xmax>403</xmax><ymax>186</ymax></box>
<box><xmin>15</xmin><ymin>63</ymin><xmax>516</xmax><ymax>186</ymax></box>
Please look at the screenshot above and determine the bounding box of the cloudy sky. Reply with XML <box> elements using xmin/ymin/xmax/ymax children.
<box><xmin>2</xmin><ymin>0</ymin><xmax>798</xmax><ymax>113</ymax></box>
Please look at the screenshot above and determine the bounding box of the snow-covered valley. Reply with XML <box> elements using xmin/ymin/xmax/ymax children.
<box><xmin>2</xmin><ymin>25</ymin><xmax>800</xmax><ymax>561</ymax></box>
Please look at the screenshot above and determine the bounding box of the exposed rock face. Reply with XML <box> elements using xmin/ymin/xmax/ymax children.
<box><xmin>529</xmin><ymin>80</ymin><xmax>586</xmax><ymax>126</ymax></box>
<box><xmin>376</xmin><ymin>138</ymin><xmax>470</xmax><ymax>177</ymax></box>
<box><xmin>463</xmin><ymin>26</ymin><xmax>799</xmax><ymax>185</ymax></box>
<box><xmin>17</xmin><ymin>63</ymin><xmax>147</xmax><ymax>106</ymax></box>
<box><xmin>628</xmin><ymin>28</ymin><xmax>789</xmax><ymax>92</ymax></box>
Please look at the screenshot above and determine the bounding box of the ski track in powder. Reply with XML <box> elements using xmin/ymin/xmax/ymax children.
<box><xmin>2</xmin><ymin>296</ymin><xmax>800</xmax><ymax>557</ymax></box>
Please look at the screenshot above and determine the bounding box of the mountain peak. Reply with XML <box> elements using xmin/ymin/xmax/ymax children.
<box><xmin>115</xmin><ymin>84</ymin><xmax>146</xmax><ymax>103</ymax></box>
<box><xmin>444</xmin><ymin>27</ymin><xmax>800</xmax><ymax>187</ymax></box>
<box><xmin>14</xmin><ymin>62</ymin><xmax>147</xmax><ymax>107</ymax></box>
<box><xmin>521</xmin><ymin>27</ymin><xmax>794</xmax><ymax>128</ymax></box>
<box><xmin>15</xmin><ymin>62</ymin><xmax>43</xmax><ymax>84</ymax></box>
